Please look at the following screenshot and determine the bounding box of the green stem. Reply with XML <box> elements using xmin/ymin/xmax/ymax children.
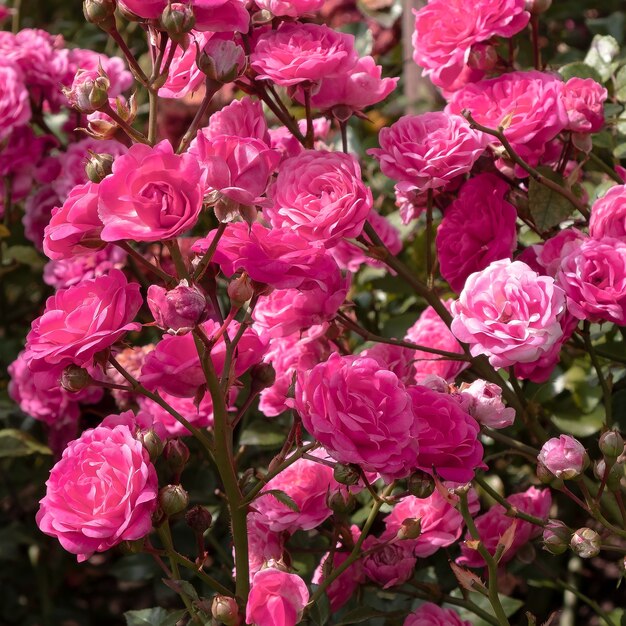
<box><xmin>103</xmin><ymin>103</ymin><xmax>149</xmax><ymax>144</ymax></box>
<box><xmin>147</xmin><ymin>89</ymin><xmax>158</xmax><ymax>145</ymax></box>
<box><xmin>553</xmin><ymin>578</ymin><xmax>618</xmax><ymax>626</ymax></box>
<box><xmin>583</xmin><ymin>322</ymin><xmax>612</xmax><ymax>427</ymax></box>
<box><xmin>193</xmin><ymin>222</ymin><xmax>227</xmax><ymax>282</ymax></box>
<box><xmin>167</xmin><ymin>551</ymin><xmax>235</xmax><ymax>597</ymax></box>
<box><xmin>178</xmin><ymin>79</ymin><xmax>220</xmax><ymax>153</ymax></box>
<box><xmin>109</xmin><ymin>27</ymin><xmax>149</xmax><ymax>86</ymax></box>
<box><xmin>587</xmin><ymin>152</ymin><xmax>624</xmax><ymax>183</ymax></box>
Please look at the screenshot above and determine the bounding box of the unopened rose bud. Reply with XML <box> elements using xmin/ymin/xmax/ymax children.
<box><xmin>185</xmin><ymin>505</ymin><xmax>213</xmax><ymax>534</ymax></box>
<box><xmin>83</xmin><ymin>0</ymin><xmax>117</xmax><ymax>29</ymax></box>
<box><xmin>327</xmin><ymin>491</ymin><xmax>355</xmax><ymax>515</ymax></box>
<box><xmin>198</xmin><ymin>38</ymin><xmax>246</xmax><ymax>84</ymax></box>
<box><xmin>64</xmin><ymin>68</ymin><xmax>110</xmax><ymax>114</ymax></box>
<box><xmin>468</xmin><ymin>43</ymin><xmax>498</xmax><ymax>72</ymax></box>
<box><xmin>593</xmin><ymin>459</ymin><xmax>624</xmax><ymax>492</ymax></box>
<box><xmin>160</xmin><ymin>2</ymin><xmax>195</xmax><ymax>40</ymax></box>
<box><xmin>397</xmin><ymin>518</ymin><xmax>422</xmax><ymax>541</ymax></box>
<box><xmin>250</xmin><ymin>362</ymin><xmax>276</xmax><ymax>394</ymax></box>
<box><xmin>85</xmin><ymin>152</ymin><xmax>115</xmax><ymax>183</ymax></box>
<box><xmin>525</xmin><ymin>0</ymin><xmax>552</xmax><ymax>14</ymax></box>
<box><xmin>570</xmin><ymin>527</ymin><xmax>601</xmax><ymax>559</ymax></box>
<box><xmin>599</xmin><ymin>430</ymin><xmax>625</xmax><ymax>461</ymax></box>
<box><xmin>147</xmin><ymin>280</ymin><xmax>207</xmax><ymax>334</ymax></box>
<box><xmin>227</xmin><ymin>274</ymin><xmax>254</xmax><ymax>307</ymax></box>
<box><xmin>164</xmin><ymin>438</ymin><xmax>190</xmax><ymax>478</ymax></box>
<box><xmin>333</xmin><ymin>463</ymin><xmax>361</xmax><ymax>486</ymax></box>
<box><xmin>407</xmin><ymin>470</ymin><xmax>435</xmax><ymax>498</ymax></box>
<box><xmin>211</xmin><ymin>594</ymin><xmax>240</xmax><ymax>625</ymax></box>
<box><xmin>141</xmin><ymin>429</ymin><xmax>164</xmax><ymax>462</ymax></box>
<box><xmin>61</xmin><ymin>364</ymin><xmax>92</xmax><ymax>392</ymax></box>
<box><xmin>159</xmin><ymin>484</ymin><xmax>189</xmax><ymax>517</ymax></box>
<box><xmin>537</xmin><ymin>435</ymin><xmax>588</xmax><ymax>480</ymax></box>
<box><xmin>542</xmin><ymin>520</ymin><xmax>571</xmax><ymax>555</ymax></box>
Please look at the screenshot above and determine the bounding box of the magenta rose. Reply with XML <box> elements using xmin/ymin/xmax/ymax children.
<box><xmin>589</xmin><ymin>185</ymin><xmax>626</xmax><ymax>240</ymax></box>
<box><xmin>98</xmin><ymin>140</ymin><xmax>204</xmax><ymax>242</ymax></box>
<box><xmin>118</xmin><ymin>0</ymin><xmax>167</xmax><ymax>18</ymax></box>
<box><xmin>556</xmin><ymin>237</ymin><xmax>626</xmax><ymax>324</ymax></box>
<box><xmin>203</xmin><ymin>96</ymin><xmax>270</xmax><ymax>144</ymax></box>
<box><xmin>295</xmin><ymin>353</ymin><xmax>419</xmax><ymax>480</ymax></box>
<box><xmin>246</xmin><ymin>513</ymin><xmax>285</xmax><ymax>577</ymax></box>
<box><xmin>362</xmin><ymin>537</ymin><xmax>417</xmax><ymax>589</ymax></box>
<box><xmin>436</xmin><ymin>173</ymin><xmax>518</xmax><ymax>292</ymax></box>
<box><xmin>538</xmin><ymin>435</ymin><xmax>587</xmax><ymax>480</ymax></box>
<box><xmin>255</xmin><ymin>0</ymin><xmax>324</xmax><ymax>17</ymax></box>
<box><xmin>265</xmin><ymin>150</ymin><xmax>372</xmax><ymax>247</ymax></box>
<box><xmin>66</xmin><ymin>49</ymin><xmax>133</xmax><ymax>97</ymax></box>
<box><xmin>404</xmin><ymin>603</ymin><xmax>471</xmax><ymax>626</ymax></box>
<box><xmin>531</xmin><ymin>227</ymin><xmax>586</xmax><ymax>277</ymax></box>
<box><xmin>24</xmin><ymin>270</ymin><xmax>142</xmax><ymax>371</ymax></box>
<box><xmin>561</xmin><ymin>77</ymin><xmax>607</xmax><ymax>133</ymax></box>
<box><xmin>36</xmin><ymin>421</ymin><xmax>158</xmax><ymax>562</ymax></box>
<box><xmin>451</xmin><ymin>259</ymin><xmax>568</xmax><ymax>368</ymax></box>
<box><xmin>147</xmin><ymin>281</ymin><xmax>208</xmax><ymax>335</ymax></box>
<box><xmin>0</xmin><ymin>60</ymin><xmax>31</xmax><ymax>139</ymax></box>
<box><xmin>250</xmin><ymin>22</ymin><xmax>357</xmax><ymax>87</ymax></box>
<box><xmin>368</xmin><ymin>112</ymin><xmax>485</xmax><ymax>193</ymax></box>
<box><xmin>447</xmin><ymin>71</ymin><xmax>568</xmax><ymax>168</ymax></box>
<box><xmin>412</xmin><ymin>0</ymin><xmax>529</xmax><ymax>92</ymax></box>
<box><xmin>191</xmin><ymin>0</ymin><xmax>249</xmax><ymax>32</ymax></box>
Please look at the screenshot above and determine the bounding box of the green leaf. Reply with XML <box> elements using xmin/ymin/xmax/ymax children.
<box><xmin>584</xmin><ymin>35</ymin><xmax>620</xmax><ymax>81</ymax></box>
<box><xmin>558</xmin><ymin>62</ymin><xmax>602</xmax><ymax>83</ymax></box>
<box><xmin>239</xmin><ymin>421</ymin><xmax>285</xmax><ymax>448</ymax></box>
<box><xmin>335</xmin><ymin>607</ymin><xmax>392</xmax><ymax>625</ymax></box>
<box><xmin>552</xmin><ymin>404</ymin><xmax>605</xmax><ymax>437</ymax></box>
<box><xmin>0</xmin><ymin>429</ymin><xmax>51</xmax><ymax>458</ymax></box>
<box><xmin>528</xmin><ymin>171</ymin><xmax>575</xmax><ymax>232</ymax></box>
<box><xmin>3</xmin><ymin>245</ymin><xmax>45</xmax><ymax>269</ymax></box>
<box><xmin>308</xmin><ymin>590</ymin><xmax>331</xmax><ymax>626</ymax></box>
<box><xmin>616</xmin><ymin>65</ymin><xmax>626</xmax><ymax>102</ymax></box>
<box><xmin>124</xmin><ymin>607</ymin><xmax>186</xmax><ymax>626</ymax></box>
<box><xmin>262</xmin><ymin>489</ymin><xmax>300</xmax><ymax>512</ymax></box>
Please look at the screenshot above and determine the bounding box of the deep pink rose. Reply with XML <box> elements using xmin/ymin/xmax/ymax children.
<box><xmin>250</xmin><ymin>22</ymin><xmax>357</xmax><ymax>87</ymax></box>
<box><xmin>436</xmin><ymin>174</ymin><xmax>518</xmax><ymax>292</ymax></box>
<box><xmin>24</xmin><ymin>270</ymin><xmax>142</xmax><ymax>371</ymax></box>
<box><xmin>538</xmin><ymin>435</ymin><xmax>587</xmax><ymax>480</ymax></box>
<box><xmin>246</xmin><ymin>513</ymin><xmax>285</xmax><ymax>577</ymax></box>
<box><xmin>36</xmin><ymin>422</ymin><xmax>158</xmax><ymax>562</ymax></box>
<box><xmin>360</xmin><ymin>343</ymin><xmax>416</xmax><ymax>386</ymax></box>
<box><xmin>98</xmin><ymin>140</ymin><xmax>203</xmax><ymax>242</ymax></box>
<box><xmin>368</xmin><ymin>112</ymin><xmax>485</xmax><ymax>193</ymax></box>
<box><xmin>147</xmin><ymin>281</ymin><xmax>208</xmax><ymax>334</ymax></box>
<box><xmin>361</xmin><ymin>537</ymin><xmax>417</xmax><ymax>589</ymax></box>
<box><xmin>457</xmin><ymin>487</ymin><xmax>551</xmax><ymax>567</ymax></box>
<box><xmin>204</xmin><ymin>96</ymin><xmax>270</xmax><ymax>144</ymax></box>
<box><xmin>246</xmin><ymin>567</ymin><xmax>309</xmax><ymax>626</ymax></box>
<box><xmin>266</xmin><ymin>150</ymin><xmax>372</xmax><ymax>247</ymax></box>
<box><xmin>192</xmin><ymin>223</ymin><xmax>341</xmax><ymax>291</ymax></box>
<box><xmin>532</xmin><ymin>227</ymin><xmax>586</xmax><ymax>277</ymax></box>
<box><xmin>0</xmin><ymin>60</ymin><xmax>31</xmax><ymax>139</ymax></box>
<box><xmin>561</xmin><ymin>77</ymin><xmax>607</xmax><ymax>133</ymax></box>
<box><xmin>412</xmin><ymin>0</ymin><xmax>528</xmax><ymax>92</ymax></box>
<box><xmin>255</xmin><ymin>0</ymin><xmax>324</xmax><ymax>17</ymax></box>
<box><xmin>457</xmin><ymin>380</ymin><xmax>515</xmax><ymax>429</ymax></box>
<box><xmin>404</xmin><ymin>603</ymin><xmax>471</xmax><ymax>626</ymax></box>
<box><xmin>556</xmin><ymin>237</ymin><xmax>626</xmax><ymax>324</ymax></box>
<box><xmin>24</xmin><ymin>186</ymin><xmax>61</xmax><ymax>252</ymax></box>
<box><xmin>191</xmin><ymin>0</ymin><xmax>249</xmax><ymax>32</ymax></box>
<box><xmin>447</xmin><ymin>71</ymin><xmax>567</xmax><ymax>168</ymax></box>
<box><xmin>295</xmin><ymin>353</ymin><xmax>419</xmax><ymax>479</ymax></box>
<box><xmin>590</xmin><ymin>185</ymin><xmax>626</xmax><ymax>240</ymax></box>
<box><xmin>118</xmin><ymin>0</ymin><xmax>167</xmax><ymax>18</ymax></box>
<box><xmin>408</xmin><ymin>386</ymin><xmax>483</xmax><ymax>483</ymax></box>
<box><xmin>451</xmin><ymin>259</ymin><xmax>568</xmax><ymax>368</ymax></box>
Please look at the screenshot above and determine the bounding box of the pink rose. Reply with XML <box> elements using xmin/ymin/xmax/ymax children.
<box><xmin>67</xmin><ymin>49</ymin><xmax>133</xmax><ymax>97</ymax></box>
<box><xmin>24</xmin><ymin>270</ymin><xmax>142</xmax><ymax>371</ymax></box>
<box><xmin>0</xmin><ymin>60</ymin><xmax>31</xmax><ymax>139</ymax></box>
<box><xmin>246</xmin><ymin>513</ymin><xmax>285</xmax><ymax>577</ymax></box>
<box><xmin>457</xmin><ymin>486</ymin><xmax>551</xmax><ymax>567</ymax></box>
<box><xmin>269</xmin><ymin>117</ymin><xmax>332</xmax><ymax>160</ymax></box>
<box><xmin>556</xmin><ymin>237</ymin><xmax>626</xmax><ymax>324</ymax></box>
<box><xmin>203</xmin><ymin>96</ymin><xmax>270</xmax><ymax>144</ymax></box>
<box><xmin>360</xmin><ymin>343</ymin><xmax>416</xmax><ymax>386</ymax></box>
<box><xmin>295</xmin><ymin>353</ymin><xmax>419</xmax><ymax>479</ymax></box>
<box><xmin>192</xmin><ymin>223</ymin><xmax>341</xmax><ymax>291</ymax></box>
<box><xmin>451</xmin><ymin>259</ymin><xmax>568</xmax><ymax>368</ymax></box>
<box><xmin>118</xmin><ymin>0</ymin><xmax>166</xmax><ymax>18</ymax></box>
<box><xmin>361</xmin><ymin>537</ymin><xmax>417</xmax><ymax>589</ymax></box>
<box><xmin>36</xmin><ymin>421</ymin><xmax>158</xmax><ymax>562</ymax></box>
<box><xmin>98</xmin><ymin>140</ymin><xmax>204</xmax><ymax>242</ymax></box>
<box><xmin>436</xmin><ymin>174</ymin><xmax>518</xmax><ymax>292</ymax></box>
<box><xmin>447</xmin><ymin>71</ymin><xmax>568</xmax><ymax>168</ymax></box>
<box><xmin>368</xmin><ymin>112</ymin><xmax>485</xmax><ymax>193</ymax></box>
<box><xmin>404</xmin><ymin>603</ymin><xmax>471</xmax><ymax>626</ymax></box>
<box><xmin>255</xmin><ymin>0</ymin><xmax>324</xmax><ymax>17</ymax></box>
<box><xmin>532</xmin><ymin>228</ymin><xmax>586</xmax><ymax>277</ymax></box>
<box><xmin>458</xmin><ymin>380</ymin><xmax>516</xmax><ymax>429</ymax></box>
<box><xmin>265</xmin><ymin>150</ymin><xmax>372</xmax><ymax>247</ymax></box>
<box><xmin>412</xmin><ymin>0</ymin><xmax>528</xmax><ymax>92</ymax></box>
<box><xmin>395</xmin><ymin>186</ymin><xmax>427</xmax><ymax>224</ymax></box>
<box><xmin>147</xmin><ymin>281</ymin><xmax>208</xmax><ymax>334</ymax></box>
<box><xmin>538</xmin><ymin>435</ymin><xmax>587</xmax><ymax>479</ymax></box>
<box><xmin>590</xmin><ymin>185</ymin><xmax>626</xmax><ymax>240</ymax></box>
<box><xmin>246</xmin><ymin>567</ymin><xmax>309</xmax><ymax>626</ymax></box>
<box><xmin>561</xmin><ymin>77</ymin><xmax>607</xmax><ymax>133</ymax></box>
<box><xmin>191</xmin><ymin>0</ymin><xmax>249</xmax><ymax>32</ymax></box>
<box><xmin>250</xmin><ymin>22</ymin><xmax>357</xmax><ymax>87</ymax></box>
<box><xmin>408</xmin><ymin>386</ymin><xmax>483</xmax><ymax>483</ymax></box>
<box><xmin>24</xmin><ymin>186</ymin><xmax>61</xmax><ymax>252</ymax></box>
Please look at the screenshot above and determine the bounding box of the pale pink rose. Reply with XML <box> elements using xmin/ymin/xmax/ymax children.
<box><xmin>246</xmin><ymin>567</ymin><xmax>309</xmax><ymax>626</ymax></box>
<box><xmin>118</xmin><ymin>0</ymin><xmax>167</xmax><ymax>18</ymax></box>
<box><xmin>404</xmin><ymin>603</ymin><xmax>471</xmax><ymax>626</ymax></box>
<box><xmin>147</xmin><ymin>281</ymin><xmax>208</xmax><ymax>334</ymax></box>
<box><xmin>538</xmin><ymin>435</ymin><xmax>587</xmax><ymax>479</ymax></box>
<box><xmin>436</xmin><ymin>174</ymin><xmax>517</xmax><ymax>292</ymax></box>
<box><xmin>360</xmin><ymin>343</ymin><xmax>416</xmax><ymax>386</ymax></box>
<box><xmin>458</xmin><ymin>380</ymin><xmax>515</xmax><ymax>429</ymax></box>
<box><xmin>561</xmin><ymin>77</ymin><xmax>607</xmax><ymax>133</ymax></box>
<box><xmin>362</xmin><ymin>536</ymin><xmax>417</xmax><ymax>589</ymax></box>
<box><xmin>106</xmin><ymin>344</ymin><xmax>155</xmax><ymax>409</ymax></box>
<box><xmin>0</xmin><ymin>60</ymin><xmax>30</xmax><ymax>139</ymax></box>
<box><xmin>408</xmin><ymin>386</ymin><xmax>483</xmax><ymax>483</ymax></box>
<box><xmin>590</xmin><ymin>185</ymin><xmax>626</xmax><ymax>240</ymax></box>
<box><xmin>395</xmin><ymin>186</ymin><xmax>427</xmax><ymax>224</ymax></box>
<box><xmin>269</xmin><ymin>117</ymin><xmax>332</xmax><ymax>160</ymax></box>
<box><xmin>266</xmin><ymin>150</ymin><xmax>372</xmax><ymax>247</ymax></box>
<box><xmin>203</xmin><ymin>96</ymin><xmax>270</xmax><ymax>144</ymax></box>
<box><xmin>192</xmin><ymin>223</ymin><xmax>341</xmax><ymax>291</ymax></box>
<box><xmin>451</xmin><ymin>259</ymin><xmax>567</xmax><ymax>368</ymax></box>
<box><xmin>250</xmin><ymin>22</ymin><xmax>357</xmax><ymax>87</ymax></box>
<box><xmin>405</xmin><ymin>302</ymin><xmax>467</xmax><ymax>382</ymax></box>
<box><xmin>98</xmin><ymin>140</ymin><xmax>204</xmax><ymax>242</ymax></box>
<box><xmin>43</xmin><ymin>182</ymin><xmax>104</xmax><ymax>260</ymax></box>
<box><xmin>192</xmin><ymin>0</ymin><xmax>250</xmax><ymax>32</ymax></box>
<box><xmin>457</xmin><ymin>486</ymin><xmax>551</xmax><ymax>567</ymax></box>
<box><xmin>159</xmin><ymin>32</ymin><xmax>213</xmax><ymax>99</ymax></box>
<box><xmin>36</xmin><ymin>422</ymin><xmax>158</xmax><ymax>562</ymax></box>
<box><xmin>295</xmin><ymin>353</ymin><xmax>419</xmax><ymax>480</ymax></box>
<box><xmin>67</xmin><ymin>49</ymin><xmax>133</xmax><ymax>97</ymax></box>
<box><xmin>24</xmin><ymin>270</ymin><xmax>142</xmax><ymax>372</ymax></box>
<box><xmin>556</xmin><ymin>237</ymin><xmax>626</xmax><ymax>324</ymax></box>
<box><xmin>246</xmin><ymin>513</ymin><xmax>285</xmax><ymax>577</ymax></box>
<box><xmin>255</xmin><ymin>0</ymin><xmax>324</xmax><ymax>17</ymax></box>
<box><xmin>368</xmin><ymin>112</ymin><xmax>485</xmax><ymax>193</ymax></box>
<box><xmin>189</xmin><ymin>132</ymin><xmax>280</xmax><ymax>206</ymax></box>
<box><xmin>140</xmin><ymin>319</ymin><xmax>267</xmax><ymax>397</ymax></box>
<box><xmin>447</xmin><ymin>71</ymin><xmax>567</xmax><ymax>168</ymax></box>
<box><xmin>532</xmin><ymin>228</ymin><xmax>586</xmax><ymax>277</ymax></box>
<box><xmin>24</xmin><ymin>186</ymin><xmax>61</xmax><ymax>252</ymax></box>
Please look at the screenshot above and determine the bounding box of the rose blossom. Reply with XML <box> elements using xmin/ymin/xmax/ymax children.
<box><xmin>360</xmin><ymin>343</ymin><xmax>416</xmax><ymax>386</ymax></box>
<box><xmin>295</xmin><ymin>353</ymin><xmax>419</xmax><ymax>479</ymax></box>
<box><xmin>589</xmin><ymin>185</ymin><xmax>626</xmax><ymax>240</ymax></box>
<box><xmin>250</xmin><ymin>22</ymin><xmax>357</xmax><ymax>87</ymax></box>
<box><xmin>246</xmin><ymin>513</ymin><xmax>285</xmax><ymax>577</ymax></box>
<box><xmin>269</xmin><ymin>118</ymin><xmax>332</xmax><ymax>160</ymax></box>
<box><xmin>66</xmin><ymin>49</ymin><xmax>133</xmax><ymax>97</ymax></box>
<box><xmin>538</xmin><ymin>435</ymin><xmax>587</xmax><ymax>479</ymax></box>
<box><xmin>404</xmin><ymin>603</ymin><xmax>471</xmax><ymax>626</ymax></box>
<box><xmin>436</xmin><ymin>174</ymin><xmax>518</xmax><ymax>292</ymax></box>
<box><xmin>246</xmin><ymin>567</ymin><xmax>309</xmax><ymax>626</ymax></box>
<box><xmin>368</xmin><ymin>112</ymin><xmax>485</xmax><ymax>193</ymax></box>
<box><xmin>0</xmin><ymin>60</ymin><xmax>31</xmax><ymax>139</ymax></box>
<box><xmin>362</xmin><ymin>537</ymin><xmax>418</xmax><ymax>588</ymax></box>
<box><xmin>531</xmin><ymin>227</ymin><xmax>586</xmax><ymax>277</ymax></box>
<box><xmin>24</xmin><ymin>270</ymin><xmax>142</xmax><ymax>372</ymax></box>
<box><xmin>255</xmin><ymin>0</ymin><xmax>324</xmax><ymax>17</ymax></box>
<box><xmin>36</xmin><ymin>421</ymin><xmax>158</xmax><ymax>562</ymax></box>
<box><xmin>561</xmin><ymin>77</ymin><xmax>607</xmax><ymax>133</ymax></box>
<box><xmin>147</xmin><ymin>281</ymin><xmax>208</xmax><ymax>334</ymax></box>
<box><xmin>458</xmin><ymin>380</ymin><xmax>516</xmax><ymax>429</ymax></box>
<box><xmin>556</xmin><ymin>237</ymin><xmax>626</xmax><ymax>324</ymax></box>
<box><xmin>395</xmin><ymin>186</ymin><xmax>427</xmax><ymax>224</ymax></box>
<box><xmin>457</xmin><ymin>486</ymin><xmax>551</xmax><ymax>567</ymax></box>
<box><xmin>412</xmin><ymin>0</ymin><xmax>529</xmax><ymax>92</ymax></box>
<box><xmin>451</xmin><ymin>259</ymin><xmax>568</xmax><ymax>369</ymax></box>
<box><xmin>265</xmin><ymin>150</ymin><xmax>372</xmax><ymax>247</ymax></box>
<box><xmin>118</xmin><ymin>0</ymin><xmax>166</xmax><ymax>18</ymax></box>
<box><xmin>191</xmin><ymin>0</ymin><xmax>249</xmax><ymax>32</ymax></box>
<box><xmin>24</xmin><ymin>186</ymin><xmax>61</xmax><ymax>252</ymax></box>
<box><xmin>98</xmin><ymin>140</ymin><xmax>204</xmax><ymax>242</ymax></box>
<box><xmin>203</xmin><ymin>96</ymin><xmax>270</xmax><ymax>144</ymax></box>
<box><xmin>447</xmin><ymin>71</ymin><xmax>568</xmax><ymax>168</ymax></box>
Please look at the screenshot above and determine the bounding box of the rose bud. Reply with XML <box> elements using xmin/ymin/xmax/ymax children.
<box><xmin>61</xmin><ymin>364</ymin><xmax>93</xmax><ymax>392</ymax></box>
<box><xmin>85</xmin><ymin>152</ymin><xmax>115</xmax><ymax>183</ymax></box>
<box><xmin>198</xmin><ymin>38</ymin><xmax>246</xmax><ymax>84</ymax></box>
<box><xmin>64</xmin><ymin>67</ymin><xmax>111</xmax><ymax>114</ymax></box>
<box><xmin>83</xmin><ymin>0</ymin><xmax>117</xmax><ymax>30</ymax></box>
<box><xmin>468</xmin><ymin>43</ymin><xmax>498</xmax><ymax>72</ymax></box>
<box><xmin>227</xmin><ymin>273</ymin><xmax>254</xmax><ymax>308</ymax></box>
<box><xmin>407</xmin><ymin>470</ymin><xmax>435</xmax><ymax>499</ymax></box>
<box><xmin>327</xmin><ymin>491</ymin><xmax>355</xmax><ymax>515</ymax></box>
<box><xmin>599</xmin><ymin>430</ymin><xmax>625</xmax><ymax>461</ymax></box>
<box><xmin>147</xmin><ymin>280</ymin><xmax>207</xmax><ymax>335</ymax></box>
<box><xmin>593</xmin><ymin>459</ymin><xmax>624</xmax><ymax>492</ymax></box>
<box><xmin>250</xmin><ymin>362</ymin><xmax>276</xmax><ymax>394</ymax></box>
<box><xmin>159</xmin><ymin>484</ymin><xmax>189</xmax><ymax>517</ymax></box>
<box><xmin>542</xmin><ymin>520</ymin><xmax>571</xmax><ymax>555</ymax></box>
<box><xmin>164</xmin><ymin>438</ymin><xmax>190</xmax><ymax>479</ymax></box>
<box><xmin>185</xmin><ymin>505</ymin><xmax>213</xmax><ymax>534</ymax></box>
<box><xmin>570</xmin><ymin>527</ymin><xmax>601</xmax><ymax>559</ymax></box>
<box><xmin>525</xmin><ymin>0</ymin><xmax>552</xmax><ymax>14</ymax></box>
<box><xmin>397</xmin><ymin>518</ymin><xmax>422</xmax><ymax>541</ymax></box>
<box><xmin>211</xmin><ymin>594</ymin><xmax>240</xmax><ymax>625</ymax></box>
<box><xmin>333</xmin><ymin>463</ymin><xmax>361</xmax><ymax>487</ymax></box>
<box><xmin>160</xmin><ymin>2</ymin><xmax>195</xmax><ymax>41</ymax></box>
<box><xmin>141</xmin><ymin>428</ymin><xmax>164</xmax><ymax>462</ymax></box>
<box><xmin>537</xmin><ymin>435</ymin><xmax>588</xmax><ymax>480</ymax></box>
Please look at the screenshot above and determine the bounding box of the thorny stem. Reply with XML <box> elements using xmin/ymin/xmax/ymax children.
<box><xmin>103</xmin><ymin>103</ymin><xmax>149</xmax><ymax>144</ymax></box>
<box><xmin>109</xmin><ymin>28</ymin><xmax>149</xmax><ymax>87</ymax></box>
<box><xmin>178</xmin><ymin>79</ymin><xmax>220</xmax><ymax>154</ymax></box>
<box><xmin>167</xmin><ymin>551</ymin><xmax>235</xmax><ymax>597</ymax></box>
